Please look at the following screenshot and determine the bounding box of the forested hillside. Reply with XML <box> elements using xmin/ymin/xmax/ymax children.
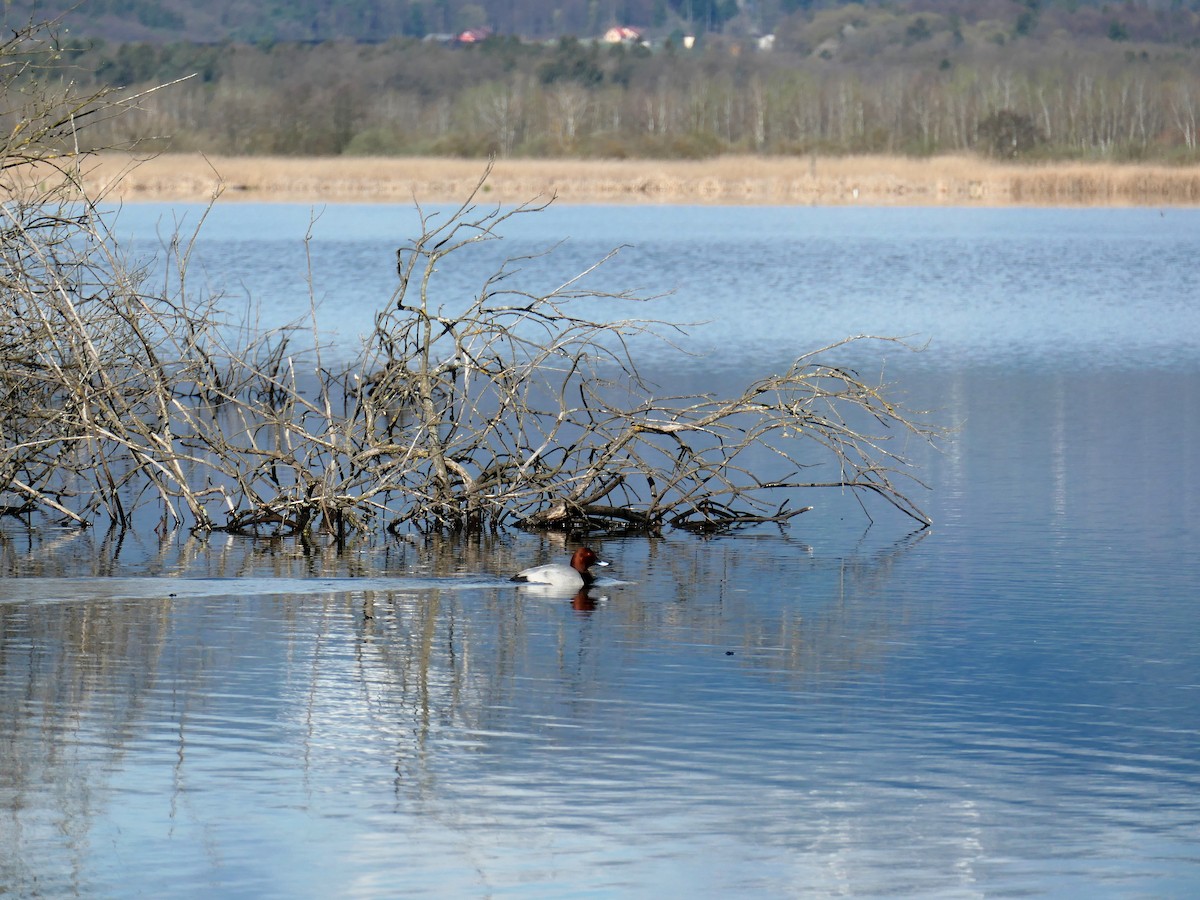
<box><xmin>13</xmin><ymin>1</ymin><xmax>1200</xmax><ymax>161</ymax></box>
<box><xmin>15</xmin><ymin>0</ymin><xmax>1200</xmax><ymax>45</ymax></box>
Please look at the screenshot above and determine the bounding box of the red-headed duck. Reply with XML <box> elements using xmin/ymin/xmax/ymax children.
<box><xmin>511</xmin><ymin>547</ymin><xmax>609</xmax><ymax>589</ymax></box>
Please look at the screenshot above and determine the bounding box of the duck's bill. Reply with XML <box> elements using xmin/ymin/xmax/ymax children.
<box><xmin>596</xmin><ymin>560</ymin><xmax>610</xmax><ymax>567</ymax></box>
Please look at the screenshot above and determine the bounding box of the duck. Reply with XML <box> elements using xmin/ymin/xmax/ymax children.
<box><xmin>511</xmin><ymin>547</ymin><xmax>609</xmax><ymax>589</ymax></box>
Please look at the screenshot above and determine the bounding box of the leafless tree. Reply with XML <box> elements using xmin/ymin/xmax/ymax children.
<box><xmin>547</xmin><ymin>82</ymin><xmax>589</xmax><ymax>148</ymax></box>
<box><xmin>0</xmin><ymin>18</ymin><xmax>199</xmax><ymax>527</ymax></box>
<box><xmin>306</xmin><ymin>161</ymin><xmax>940</xmax><ymax>534</ymax></box>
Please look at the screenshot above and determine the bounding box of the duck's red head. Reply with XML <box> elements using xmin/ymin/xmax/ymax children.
<box><xmin>569</xmin><ymin>547</ymin><xmax>608</xmax><ymax>582</ymax></box>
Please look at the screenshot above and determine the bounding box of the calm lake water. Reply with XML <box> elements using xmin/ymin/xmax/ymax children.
<box><xmin>2</xmin><ymin>203</ymin><xmax>1199</xmax><ymax>897</ymax></box>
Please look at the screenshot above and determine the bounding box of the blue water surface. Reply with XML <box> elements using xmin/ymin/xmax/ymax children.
<box><xmin>1</xmin><ymin>203</ymin><xmax>1198</xmax><ymax>898</ymax></box>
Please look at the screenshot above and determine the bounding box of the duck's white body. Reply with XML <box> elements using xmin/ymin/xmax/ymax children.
<box><xmin>511</xmin><ymin>547</ymin><xmax>609</xmax><ymax>589</ymax></box>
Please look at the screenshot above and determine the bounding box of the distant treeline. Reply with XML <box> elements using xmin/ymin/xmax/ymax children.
<box><xmin>43</xmin><ymin>4</ymin><xmax>1200</xmax><ymax>161</ymax></box>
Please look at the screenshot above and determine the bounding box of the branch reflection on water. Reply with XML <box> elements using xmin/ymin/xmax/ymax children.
<box><xmin>0</xmin><ymin>526</ymin><xmax>931</xmax><ymax>892</ymax></box>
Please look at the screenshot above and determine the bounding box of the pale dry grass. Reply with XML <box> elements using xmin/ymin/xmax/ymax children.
<box><xmin>73</xmin><ymin>152</ymin><xmax>1200</xmax><ymax>206</ymax></box>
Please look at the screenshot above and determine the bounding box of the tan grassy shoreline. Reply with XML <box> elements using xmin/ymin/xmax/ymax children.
<box><xmin>80</xmin><ymin>153</ymin><xmax>1200</xmax><ymax>206</ymax></box>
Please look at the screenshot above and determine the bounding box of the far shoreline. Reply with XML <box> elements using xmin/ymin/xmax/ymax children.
<box><xmin>78</xmin><ymin>152</ymin><xmax>1200</xmax><ymax>207</ymax></box>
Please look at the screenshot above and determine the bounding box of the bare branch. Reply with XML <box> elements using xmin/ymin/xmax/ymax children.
<box><xmin>0</xmin><ymin>21</ymin><xmax>941</xmax><ymax>537</ymax></box>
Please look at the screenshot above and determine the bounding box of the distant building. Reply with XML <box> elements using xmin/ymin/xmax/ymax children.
<box><xmin>456</xmin><ymin>28</ymin><xmax>492</xmax><ymax>44</ymax></box>
<box><xmin>603</xmin><ymin>26</ymin><xmax>642</xmax><ymax>44</ymax></box>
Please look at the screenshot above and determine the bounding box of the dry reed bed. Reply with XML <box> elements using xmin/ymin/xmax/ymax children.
<box><xmin>78</xmin><ymin>153</ymin><xmax>1200</xmax><ymax>206</ymax></box>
